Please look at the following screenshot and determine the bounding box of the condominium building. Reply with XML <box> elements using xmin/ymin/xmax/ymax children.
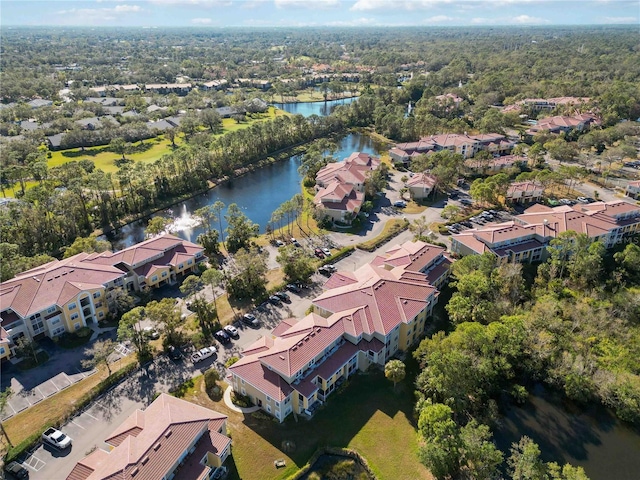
<box><xmin>228</xmin><ymin>240</ymin><xmax>448</xmax><ymax>422</ymax></box>
<box><xmin>67</xmin><ymin>394</ymin><xmax>230</xmax><ymax>480</ymax></box>
<box><xmin>451</xmin><ymin>200</ymin><xmax>640</xmax><ymax>263</ymax></box>
<box><xmin>0</xmin><ymin>234</ymin><xmax>206</xmax><ymax>357</ymax></box>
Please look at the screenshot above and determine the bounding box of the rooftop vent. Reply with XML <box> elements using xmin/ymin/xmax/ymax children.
<box><xmin>131</xmin><ymin>467</ymin><xmax>139</xmax><ymax>477</ymax></box>
<box><xmin>279</xmin><ymin>355</ymin><xmax>285</xmax><ymax>360</ymax></box>
<box><xmin>153</xmin><ymin>442</ymin><xmax>161</xmax><ymax>451</ymax></box>
<box><xmin>164</xmin><ymin>429</ymin><xmax>172</xmax><ymax>438</ymax></box>
<box><xmin>292</xmin><ymin>346</ymin><xmax>297</xmax><ymax>351</ymax></box>
<box><xmin>141</xmin><ymin>456</ymin><xmax>149</xmax><ymax>465</ymax></box>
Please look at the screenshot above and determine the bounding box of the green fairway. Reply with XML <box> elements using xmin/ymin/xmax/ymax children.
<box><xmin>46</xmin><ymin>107</ymin><xmax>289</xmax><ymax>174</ymax></box>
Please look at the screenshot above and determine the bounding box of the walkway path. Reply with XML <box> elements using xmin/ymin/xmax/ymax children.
<box><xmin>223</xmin><ymin>385</ymin><xmax>260</xmax><ymax>414</ymax></box>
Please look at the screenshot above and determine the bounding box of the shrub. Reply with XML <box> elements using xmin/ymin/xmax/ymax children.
<box><xmin>204</xmin><ymin>368</ymin><xmax>220</xmax><ymax>390</ymax></box>
<box><xmin>225</xmin><ymin>356</ymin><xmax>239</xmax><ymax>367</ymax></box>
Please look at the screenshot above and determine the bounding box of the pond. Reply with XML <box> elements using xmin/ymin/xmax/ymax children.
<box><xmin>104</xmin><ymin>129</ymin><xmax>385</xmax><ymax>250</ymax></box>
<box><xmin>494</xmin><ymin>384</ymin><xmax>640</xmax><ymax>480</ymax></box>
<box><xmin>273</xmin><ymin>97</ymin><xmax>356</xmax><ymax>117</ymax></box>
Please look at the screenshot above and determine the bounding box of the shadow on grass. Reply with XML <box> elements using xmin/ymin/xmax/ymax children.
<box><xmin>234</xmin><ymin>369</ymin><xmax>417</xmax><ymax>477</ymax></box>
<box><xmin>61</xmin><ymin>146</ymin><xmax>111</xmax><ymax>158</ymax></box>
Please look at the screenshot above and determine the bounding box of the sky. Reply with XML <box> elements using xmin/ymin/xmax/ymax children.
<box><xmin>1</xmin><ymin>0</ymin><xmax>638</xmax><ymax>27</ymax></box>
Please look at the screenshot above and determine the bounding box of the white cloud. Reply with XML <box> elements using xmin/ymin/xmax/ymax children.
<box><xmin>603</xmin><ymin>16</ymin><xmax>637</xmax><ymax>23</ymax></box>
<box><xmin>351</xmin><ymin>0</ymin><xmax>465</xmax><ymax>11</ymax></box>
<box><xmin>114</xmin><ymin>5</ymin><xmax>143</xmax><ymax>12</ymax></box>
<box><xmin>56</xmin><ymin>4</ymin><xmax>143</xmax><ymax>23</ymax></box>
<box><xmin>511</xmin><ymin>14</ymin><xmax>548</xmax><ymax>24</ymax></box>
<box><xmin>274</xmin><ymin>0</ymin><xmax>341</xmax><ymax>8</ymax></box>
<box><xmin>149</xmin><ymin>0</ymin><xmax>231</xmax><ymax>6</ymax></box>
<box><xmin>426</xmin><ymin>15</ymin><xmax>454</xmax><ymax>22</ymax></box>
<box><xmin>191</xmin><ymin>17</ymin><xmax>213</xmax><ymax>23</ymax></box>
<box><xmin>326</xmin><ymin>17</ymin><xmax>379</xmax><ymax>26</ymax></box>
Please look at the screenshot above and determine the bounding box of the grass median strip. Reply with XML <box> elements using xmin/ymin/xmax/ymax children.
<box><xmin>357</xmin><ymin>218</ymin><xmax>410</xmax><ymax>252</ymax></box>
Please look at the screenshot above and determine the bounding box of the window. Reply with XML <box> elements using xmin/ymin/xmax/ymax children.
<box><xmin>178</xmin><ymin>264</ymin><xmax>184</xmax><ymax>269</ymax></box>
<box><xmin>99</xmin><ymin>312</ymin><xmax>104</xmax><ymax>318</ymax></box>
<box><xmin>51</xmin><ymin>318</ymin><xmax>61</xmax><ymax>326</ymax></box>
<box><xmin>0</xmin><ymin>347</ymin><xmax>5</xmax><ymax>355</ymax></box>
<box><xmin>74</xmin><ymin>323</ymin><xmax>81</xmax><ymax>330</ymax></box>
<box><xmin>151</xmin><ymin>276</ymin><xmax>158</xmax><ymax>282</ymax></box>
<box><xmin>161</xmin><ymin>271</ymin><xmax>168</xmax><ymax>278</ymax></box>
<box><xmin>241</xmin><ymin>388</ymin><xmax>246</xmax><ymax>395</ymax></box>
<box><xmin>95</xmin><ymin>302</ymin><xmax>103</xmax><ymax>308</ymax></box>
<box><xmin>52</xmin><ymin>327</ymin><xmax>65</xmax><ymax>336</ymax></box>
<box><xmin>71</xmin><ymin>313</ymin><xmax>79</xmax><ymax>321</ymax></box>
<box><xmin>93</xmin><ymin>291</ymin><xmax>101</xmax><ymax>299</ymax></box>
<box><xmin>68</xmin><ymin>303</ymin><xmax>77</xmax><ymax>310</ymax></box>
<box><xmin>47</xmin><ymin>306</ymin><xmax>57</xmax><ymax>314</ymax></box>
<box><xmin>187</xmin><ymin>259</ymin><xmax>193</xmax><ymax>265</ymax></box>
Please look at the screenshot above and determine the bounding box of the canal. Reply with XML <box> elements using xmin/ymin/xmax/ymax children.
<box><xmin>495</xmin><ymin>384</ymin><xmax>640</xmax><ymax>480</ymax></box>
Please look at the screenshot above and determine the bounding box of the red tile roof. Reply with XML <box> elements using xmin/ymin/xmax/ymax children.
<box><xmin>67</xmin><ymin>394</ymin><xmax>228</xmax><ymax>480</ymax></box>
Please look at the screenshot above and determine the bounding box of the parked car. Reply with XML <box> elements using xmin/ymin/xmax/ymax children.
<box><xmin>275</xmin><ymin>239</ymin><xmax>285</xmax><ymax>247</ymax></box>
<box><xmin>291</xmin><ymin>238</ymin><xmax>301</xmax><ymax>247</ymax></box>
<box><xmin>448</xmin><ymin>191</ymin><xmax>459</xmax><ymax>199</ymax></box>
<box><xmin>393</xmin><ymin>200</ymin><xmax>407</xmax><ymax>208</ymax></box>
<box><xmin>191</xmin><ymin>346</ymin><xmax>217</xmax><ymax>363</ymax></box>
<box><xmin>318</xmin><ymin>266</ymin><xmax>332</xmax><ymax>276</ymax></box>
<box><xmin>167</xmin><ymin>345</ymin><xmax>183</xmax><ymax>361</ymax></box>
<box><xmin>321</xmin><ymin>247</ymin><xmax>331</xmax><ymax>256</ymax></box>
<box><xmin>143</xmin><ymin>326</ymin><xmax>160</xmax><ymax>340</ymax></box>
<box><xmin>325</xmin><ymin>264</ymin><xmax>337</xmax><ymax>273</ymax></box>
<box><xmin>5</xmin><ymin>461</ymin><xmax>29</xmax><ymax>479</ymax></box>
<box><xmin>460</xmin><ymin>198</ymin><xmax>473</xmax><ymax>206</ymax></box>
<box><xmin>460</xmin><ymin>220</ymin><xmax>473</xmax><ymax>228</ymax></box>
<box><xmin>223</xmin><ymin>325</ymin><xmax>239</xmax><ymax>338</ymax></box>
<box><xmin>286</xmin><ymin>283</ymin><xmax>301</xmax><ymax>293</ymax></box>
<box><xmin>314</xmin><ymin>248</ymin><xmax>325</xmax><ymax>259</ymax></box>
<box><xmin>214</xmin><ymin>330</ymin><xmax>231</xmax><ymax>344</ymax></box>
<box><xmin>242</xmin><ymin>313</ymin><xmax>260</xmax><ymax>327</ymax></box>
<box><xmin>447</xmin><ymin>226</ymin><xmax>459</xmax><ymax>234</ymax></box>
<box><xmin>275</xmin><ymin>291</ymin><xmax>290</xmax><ymax>302</ymax></box>
<box><xmin>42</xmin><ymin>427</ymin><xmax>72</xmax><ymax>449</ymax></box>
<box><xmin>268</xmin><ymin>295</ymin><xmax>282</xmax><ymax>305</ymax></box>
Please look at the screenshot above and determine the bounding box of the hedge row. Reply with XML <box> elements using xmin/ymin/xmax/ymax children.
<box><xmin>5</xmin><ymin>362</ymin><xmax>138</xmax><ymax>462</ymax></box>
<box><xmin>356</xmin><ymin>220</ymin><xmax>410</xmax><ymax>252</ymax></box>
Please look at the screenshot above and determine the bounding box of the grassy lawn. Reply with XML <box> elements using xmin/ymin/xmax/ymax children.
<box><xmin>2</xmin><ymin>180</ymin><xmax>39</xmax><ymax>198</ymax></box>
<box><xmin>48</xmin><ymin>136</ymin><xmax>179</xmax><ymax>174</ymax></box>
<box><xmin>184</xmin><ymin>369</ymin><xmax>431</xmax><ymax>480</ymax></box>
<box><xmin>45</xmin><ymin>107</ymin><xmax>288</xmax><ymax>177</ymax></box>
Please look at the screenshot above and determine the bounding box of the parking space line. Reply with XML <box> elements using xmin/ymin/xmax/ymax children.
<box><xmin>71</xmin><ymin>419</ymin><xmax>85</xmax><ymax>429</ymax></box>
<box><xmin>24</xmin><ymin>455</ymin><xmax>46</xmax><ymax>471</ymax></box>
<box><xmin>84</xmin><ymin>410</ymin><xmax>100</xmax><ymax>421</ymax></box>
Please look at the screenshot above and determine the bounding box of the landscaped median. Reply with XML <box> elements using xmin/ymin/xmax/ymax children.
<box><xmin>2</xmin><ymin>356</ymin><xmax>137</xmax><ymax>462</ymax></box>
<box><xmin>356</xmin><ymin>218</ymin><xmax>410</xmax><ymax>252</ymax></box>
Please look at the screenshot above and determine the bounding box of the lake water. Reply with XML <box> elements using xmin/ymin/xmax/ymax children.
<box><xmin>104</xmin><ymin>129</ymin><xmax>383</xmax><ymax>249</ymax></box>
<box><xmin>273</xmin><ymin>97</ymin><xmax>356</xmax><ymax>117</ymax></box>
<box><xmin>495</xmin><ymin>384</ymin><xmax>640</xmax><ymax>480</ymax></box>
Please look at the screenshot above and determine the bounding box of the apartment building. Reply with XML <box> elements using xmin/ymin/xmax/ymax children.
<box><xmin>506</xmin><ymin>181</ymin><xmax>544</xmax><ymax>204</ymax></box>
<box><xmin>228</xmin><ymin>240</ymin><xmax>447</xmax><ymax>422</ymax></box>
<box><xmin>314</xmin><ymin>152</ymin><xmax>380</xmax><ymax>224</ymax></box>
<box><xmin>67</xmin><ymin>394</ymin><xmax>230</xmax><ymax>480</ymax></box>
<box><xmin>390</xmin><ymin>133</ymin><xmax>514</xmax><ymax>166</ymax></box>
<box><xmin>451</xmin><ymin>200</ymin><xmax>640</xmax><ymax>263</ymax></box>
<box><xmin>0</xmin><ymin>234</ymin><xmax>206</xmax><ymax>356</ymax></box>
